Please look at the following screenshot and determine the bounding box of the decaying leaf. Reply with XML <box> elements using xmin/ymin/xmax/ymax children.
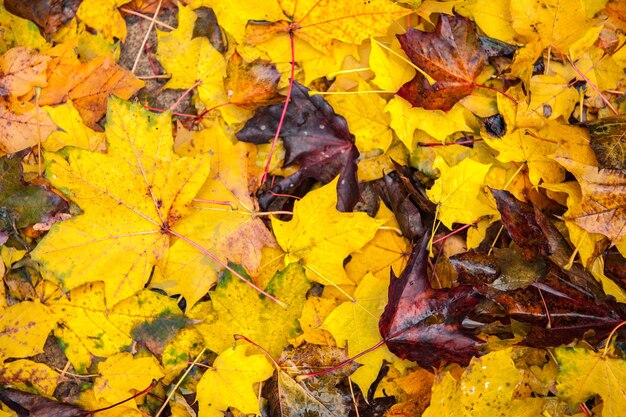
<box><xmin>4</xmin><ymin>0</ymin><xmax>81</xmax><ymax>39</ymax></box>
<box><xmin>0</xmin><ymin>151</ymin><xmax>66</xmax><ymax>229</ymax></box>
<box><xmin>237</xmin><ymin>82</ymin><xmax>360</xmax><ymax>211</ymax></box>
<box><xmin>0</xmin><ymin>388</ymin><xmax>88</xmax><ymax>417</ymax></box>
<box><xmin>586</xmin><ymin>115</ymin><xmax>626</xmax><ymax>170</ymax></box>
<box><xmin>555</xmin><ymin>156</ymin><xmax>626</xmax><ymax>245</ymax></box>
<box><xmin>265</xmin><ymin>345</ymin><xmax>355</xmax><ymax>417</ymax></box>
<box><xmin>0</xmin><ymin>102</ymin><xmax>56</xmax><ymax>155</ymax></box>
<box><xmin>39</xmin><ymin>44</ymin><xmax>143</xmax><ymax>128</ymax></box>
<box><xmin>397</xmin><ymin>15</ymin><xmax>487</xmax><ymax>111</ymax></box>
<box><xmin>451</xmin><ymin>249</ymin><xmax>626</xmax><ymax>347</ymax></box>
<box><xmin>224</xmin><ymin>51</ymin><xmax>280</xmax><ymax>109</ymax></box>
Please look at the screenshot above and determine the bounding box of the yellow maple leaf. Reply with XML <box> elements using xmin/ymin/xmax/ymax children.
<box><xmin>44</xmin><ymin>99</ymin><xmax>106</xmax><ymax>151</ymax></box>
<box><xmin>196</xmin><ymin>344</ymin><xmax>274</xmax><ymax>417</ymax></box>
<box><xmin>156</xmin><ymin>5</ymin><xmax>249</xmax><ymax>124</ymax></box>
<box><xmin>556</xmin><ymin>348</ymin><xmax>626</xmax><ymax>417</ymax></box>
<box><xmin>0</xmin><ymin>6</ymin><xmax>48</xmax><ymax>54</ymax></box>
<box><xmin>327</xmin><ymin>80</ymin><xmax>393</xmax><ymax>153</ymax></box>
<box><xmin>93</xmin><ymin>352</ymin><xmax>164</xmax><ymax>407</ymax></box>
<box><xmin>345</xmin><ymin>203</ymin><xmax>409</xmax><ymax>282</ymax></box>
<box><xmin>193</xmin><ymin>263</ymin><xmax>309</xmax><ymax>357</ymax></box>
<box><xmin>293</xmin><ymin>295</ymin><xmax>337</xmax><ymax>346</ymax></box>
<box><xmin>272</xmin><ymin>178</ymin><xmax>384</xmax><ymax>287</ymax></box>
<box><xmin>386</xmin><ymin>96</ymin><xmax>472</xmax><ymax>149</ymax></box>
<box><xmin>369</xmin><ymin>37</ymin><xmax>416</xmax><ymax>92</ymax></box>
<box><xmin>423</xmin><ymin>348</ymin><xmax>544</xmax><ymax>417</ymax></box>
<box><xmin>31</xmin><ymin>98</ymin><xmax>211</xmax><ymax>306</ymax></box>
<box><xmin>76</xmin><ymin>0</ymin><xmax>132</xmax><ymax>41</ymax></box>
<box><xmin>0</xmin><ymin>359</ymin><xmax>59</xmax><ymax>395</ymax></box>
<box><xmin>322</xmin><ymin>272</ymin><xmax>395</xmax><ymax>395</ymax></box>
<box><xmin>245</xmin><ymin>0</ymin><xmax>410</xmax><ymax>53</ymax></box>
<box><xmin>194</xmin><ymin>0</ymin><xmax>285</xmax><ymax>45</ymax></box>
<box><xmin>0</xmin><ymin>300</ymin><xmax>58</xmax><ymax>362</ymax></box>
<box><xmin>50</xmin><ymin>282</ymin><xmax>132</xmax><ymax>372</ymax></box>
<box><xmin>427</xmin><ymin>156</ymin><xmax>497</xmax><ymax>229</ymax></box>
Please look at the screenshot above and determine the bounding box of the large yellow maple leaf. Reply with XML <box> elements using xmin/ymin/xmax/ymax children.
<box><xmin>153</xmin><ymin>131</ymin><xmax>276</xmax><ymax>307</ymax></box>
<box><xmin>245</xmin><ymin>0</ymin><xmax>411</xmax><ymax>53</ymax></box>
<box><xmin>271</xmin><ymin>178</ymin><xmax>384</xmax><ymax>287</ymax></box>
<box><xmin>31</xmin><ymin>98</ymin><xmax>211</xmax><ymax>306</ymax></box>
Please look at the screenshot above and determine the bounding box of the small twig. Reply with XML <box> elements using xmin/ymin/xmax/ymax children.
<box><xmin>154</xmin><ymin>348</ymin><xmax>207</xmax><ymax>417</ymax></box>
<box><xmin>131</xmin><ymin>0</ymin><xmax>164</xmax><ymax>74</ymax></box>
<box><xmin>137</xmin><ymin>74</ymin><xmax>171</xmax><ymax>80</ymax></box>
<box><xmin>120</xmin><ymin>7</ymin><xmax>175</xmax><ymax>30</ymax></box>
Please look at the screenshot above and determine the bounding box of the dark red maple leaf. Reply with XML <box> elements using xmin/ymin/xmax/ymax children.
<box><xmin>397</xmin><ymin>14</ymin><xmax>487</xmax><ymax>111</ymax></box>
<box><xmin>451</xmin><ymin>251</ymin><xmax>626</xmax><ymax>347</ymax></box>
<box><xmin>379</xmin><ymin>233</ymin><xmax>484</xmax><ymax>368</ymax></box>
<box><xmin>236</xmin><ymin>82</ymin><xmax>359</xmax><ymax>212</ymax></box>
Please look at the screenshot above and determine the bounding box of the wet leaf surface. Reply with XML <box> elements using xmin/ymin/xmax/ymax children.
<box><xmin>379</xmin><ymin>234</ymin><xmax>484</xmax><ymax>368</ymax></box>
<box><xmin>237</xmin><ymin>82</ymin><xmax>359</xmax><ymax>211</ymax></box>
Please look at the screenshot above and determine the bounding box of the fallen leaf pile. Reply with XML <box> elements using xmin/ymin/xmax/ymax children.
<box><xmin>1</xmin><ymin>0</ymin><xmax>626</xmax><ymax>416</ymax></box>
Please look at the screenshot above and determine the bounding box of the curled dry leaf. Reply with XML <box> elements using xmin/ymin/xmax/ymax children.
<box><xmin>224</xmin><ymin>51</ymin><xmax>281</xmax><ymax>109</ymax></box>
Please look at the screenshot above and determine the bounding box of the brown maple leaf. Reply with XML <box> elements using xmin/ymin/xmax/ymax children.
<box><xmin>555</xmin><ymin>156</ymin><xmax>626</xmax><ymax>244</ymax></box>
<box><xmin>397</xmin><ymin>14</ymin><xmax>487</xmax><ymax>111</ymax></box>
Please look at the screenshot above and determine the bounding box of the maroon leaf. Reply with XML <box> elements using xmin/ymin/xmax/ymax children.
<box><xmin>375</xmin><ymin>171</ymin><xmax>424</xmax><ymax>241</ymax></box>
<box><xmin>236</xmin><ymin>82</ymin><xmax>359</xmax><ymax>211</ymax></box>
<box><xmin>451</xmin><ymin>251</ymin><xmax>626</xmax><ymax>347</ymax></box>
<box><xmin>396</xmin><ymin>15</ymin><xmax>487</xmax><ymax>111</ymax></box>
<box><xmin>379</xmin><ymin>234</ymin><xmax>484</xmax><ymax>368</ymax></box>
<box><xmin>491</xmin><ymin>189</ymin><xmax>549</xmax><ymax>261</ymax></box>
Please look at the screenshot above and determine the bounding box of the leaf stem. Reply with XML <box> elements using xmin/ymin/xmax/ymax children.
<box><xmin>131</xmin><ymin>0</ymin><xmax>163</xmax><ymax>74</ymax></box>
<box><xmin>296</xmin><ymin>338</ymin><xmax>386</xmax><ymax>381</ymax></box>
<box><xmin>120</xmin><ymin>7</ymin><xmax>175</xmax><ymax>30</ymax></box>
<box><xmin>154</xmin><ymin>347</ymin><xmax>207</xmax><ymax>417</ymax></box>
<box><xmin>165</xmin><ymin>228</ymin><xmax>287</xmax><ymax>308</ymax></box>
<box><xmin>91</xmin><ymin>379</ymin><xmax>158</xmax><ymax>414</ymax></box>
<box><xmin>602</xmin><ymin>320</ymin><xmax>626</xmax><ymax>357</ymax></box>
